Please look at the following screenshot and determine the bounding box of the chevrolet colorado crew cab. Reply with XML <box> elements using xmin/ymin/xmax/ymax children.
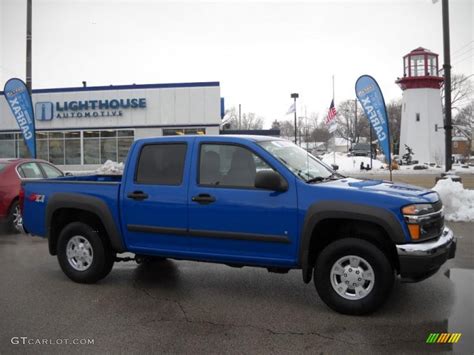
<box><xmin>21</xmin><ymin>135</ymin><xmax>456</xmax><ymax>315</ymax></box>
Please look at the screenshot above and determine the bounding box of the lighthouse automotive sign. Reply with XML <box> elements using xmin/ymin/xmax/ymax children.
<box><xmin>35</xmin><ymin>98</ymin><xmax>147</xmax><ymax>121</ymax></box>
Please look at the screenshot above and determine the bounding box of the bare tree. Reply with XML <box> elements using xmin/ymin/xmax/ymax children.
<box><xmin>279</xmin><ymin>120</ymin><xmax>295</xmax><ymax>140</ymax></box>
<box><xmin>224</xmin><ymin>107</ymin><xmax>264</xmax><ymax>130</ymax></box>
<box><xmin>335</xmin><ymin>100</ymin><xmax>369</xmax><ymax>144</ymax></box>
<box><xmin>453</xmin><ymin>100</ymin><xmax>473</xmax><ymax>142</ymax></box>
<box><xmin>441</xmin><ymin>74</ymin><xmax>473</xmax><ymax>112</ymax></box>
<box><xmin>311</xmin><ymin>122</ymin><xmax>331</xmax><ymax>145</ymax></box>
<box><xmin>240</xmin><ymin>113</ymin><xmax>264</xmax><ymax>130</ymax></box>
<box><xmin>386</xmin><ymin>100</ymin><xmax>402</xmax><ymax>154</ymax></box>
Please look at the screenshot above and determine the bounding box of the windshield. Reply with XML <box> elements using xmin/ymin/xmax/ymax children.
<box><xmin>258</xmin><ymin>140</ymin><xmax>340</xmax><ymax>182</ymax></box>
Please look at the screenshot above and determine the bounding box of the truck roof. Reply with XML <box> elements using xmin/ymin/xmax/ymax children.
<box><xmin>141</xmin><ymin>134</ymin><xmax>284</xmax><ymax>142</ymax></box>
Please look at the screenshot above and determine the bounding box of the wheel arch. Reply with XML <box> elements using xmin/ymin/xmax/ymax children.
<box><xmin>46</xmin><ymin>193</ymin><xmax>125</xmax><ymax>255</ymax></box>
<box><xmin>299</xmin><ymin>201</ymin><xmax>404</xmax><ymax>283</ymax></box>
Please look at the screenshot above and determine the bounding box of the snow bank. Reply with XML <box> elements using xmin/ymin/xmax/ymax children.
<box><xmin>320</xmin><ymin>152</ymin><xmax>384</xmax><ymax>173</ymax></box>
<box><xmin>432</xmin><ymin>178</ymin><xmax>474</xmax><ymax>222</ymax></box>
<box><xmin>95</xmin><ymin>160</ymin><xmax>124</xmax><ymax>175</ymax></box>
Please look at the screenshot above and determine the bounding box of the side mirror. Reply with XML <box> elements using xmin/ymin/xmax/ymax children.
<box><xmin>65</xmin><ymin>172</ymin><xmax>73</xmax><ymax>176</ymax></box>
<box><xmin>331</xmin><ymin>164</ymin><xmax>339</xmax><ymax>171</ymax></box>
<box><xmin>255</xmin><ymin>171</ymin><xmax>288</xmax><ymax>192</ymax></box>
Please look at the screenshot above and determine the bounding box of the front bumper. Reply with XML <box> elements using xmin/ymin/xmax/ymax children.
<box><xmin>396</xmin><ymin>227</ymin><xmax>456</xmax><ymax>282</ymax></box>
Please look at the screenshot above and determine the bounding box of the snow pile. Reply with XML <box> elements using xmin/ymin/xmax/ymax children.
<box><xmin>432</xmin><ymin>178</ymin><xmax>474</xmax><ymax>222</ymax></box>
<box><xmin>95</xmin><ymin>160</ymin><xmax>124</xmax><ymax>175</ymax></box>
<box><xmin>320</xmin><ymin>152</ymin><xmax>384</xmax><ymax>173</ymax></box>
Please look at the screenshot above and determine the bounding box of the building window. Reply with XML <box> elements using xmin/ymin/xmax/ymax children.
<box><xmin>49</xmin><ymin>132</ymin><xmax>65</xmax><ymax>165</ymax></box>
<box><xmin>416</xmin><ymin>113</ymin><xmax>420</xmax><ymax>122</ymax></box>
<box><xmin>0</xmin><ymin>129</ymin><xmax>134</xmax><ymax>165</ymax></box>
<box><xmin>163</xmin><ymin>127</ymin><xmax>206</xmax><ymax>136</ymax></box>
<box><xmin>0</xmin><ymin>133</ymin><xmax>16</xmax><ymax>158</ymax></box>
<box><xmin>84</xmin><ymin>130</ymin><xmax>100</xmax><ymax>165</ymax></box>
<box><xmin>100</xmin><ymin>130</ymin><xmax>117</xmax><ymax>163</ymax></box>
<box><xmin>65</xmin><ymin>131</ymin><xmax>81</xmax><ymax>165</ymax></box>
<box><xmin>410</xmin><ymin>55</ymin><xmax>425</xmax><ymax>77</ymax></box>
<box><xmin>118</xmin><ymin>130</ymin><xmax>134</xmax><ymax>163</ymax></box>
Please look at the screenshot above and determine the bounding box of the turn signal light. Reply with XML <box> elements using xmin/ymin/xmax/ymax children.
<box><xmin>402</xmin><ymin>205</ymin><xmax>418</xmax><ymax>215</ymax></box>
<box><xmin>407</xmin><ymin>224</ymin><xmax>420</xmax><ymax>240</ymax></box>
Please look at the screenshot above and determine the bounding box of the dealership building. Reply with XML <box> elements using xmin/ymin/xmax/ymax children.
<box><xmin>0</xmin><ymin>81</ymin><xmax>222</xmax><ymax>169</ymax></box>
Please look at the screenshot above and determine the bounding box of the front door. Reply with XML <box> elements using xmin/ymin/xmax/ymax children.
<box><xmin>187</xmin><ymin>140</ymin><xmax>298</xmax><ymax>266</ymax></box>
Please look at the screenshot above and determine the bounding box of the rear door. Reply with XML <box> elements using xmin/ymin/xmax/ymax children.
<box><xmin>120</xmin><ymin>138</ymin><xmax>193</xmax><ymax>254</ymax></box>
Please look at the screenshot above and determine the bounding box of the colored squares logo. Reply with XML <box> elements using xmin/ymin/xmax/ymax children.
<box><xmin>426</xmin><ymin>333</ymin><xmax>462</xmax><ymax>344</ymax></box>
<box><xmin>35</xmin><ymin>102</ymin><xmax>53</xmax><ymax>121</ymax></box>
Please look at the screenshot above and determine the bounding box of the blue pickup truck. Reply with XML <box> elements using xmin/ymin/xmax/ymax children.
<box><xmin>21</xmin><ymin>135</ymin><xmax>456</xmax><ymax>315</ymax></box>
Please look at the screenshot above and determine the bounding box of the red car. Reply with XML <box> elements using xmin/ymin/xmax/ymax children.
<box><xmin>0</xmin><ymin>159</ymin><xmax>64</xmax><ymax>232</ymax></box>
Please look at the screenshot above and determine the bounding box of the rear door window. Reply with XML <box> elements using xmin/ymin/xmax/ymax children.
<box><xmin>18</xmin><ymin>162</ymin><xmax>44</xmax><ymax>179</ymax></box>
<box><xmin>39</xmin><ymin>163</ymin><xmax>63</xmax><ymax>178</ymax></box>
<box><xmin>135</xmin><ymin>144</ymin><xmax>187</xmax><ymax>185</ymax></box>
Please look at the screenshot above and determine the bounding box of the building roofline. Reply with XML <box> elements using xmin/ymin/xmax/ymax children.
<box><xmin>0</xmin><ymin>81</ymin><xmax>220</xmax><ymax>95</ymax></box>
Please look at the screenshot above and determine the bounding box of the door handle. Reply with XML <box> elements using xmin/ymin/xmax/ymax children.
<box><xmin>127</xmin><ymin>191</ymin><xmax>149</xmax><ymax>200</ymax></box>
<box><xmin>192</xmin><ymin>194</ymin><xmax>216</xmax><ymax>204</ymax></box>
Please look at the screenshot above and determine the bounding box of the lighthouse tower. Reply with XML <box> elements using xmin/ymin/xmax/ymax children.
<box><xmin>396</xmin><ymin>47</ymin><xmax>445</xmax><ymax>165</ymax></box>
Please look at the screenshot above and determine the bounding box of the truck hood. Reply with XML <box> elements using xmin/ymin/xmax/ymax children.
<box><xmin>322</xmin><ymin>178</ymin><xmax>439</xmax><ymax>203</ymax></box>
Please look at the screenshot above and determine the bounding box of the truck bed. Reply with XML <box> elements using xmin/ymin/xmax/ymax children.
<box><xmin>22</xmin><ymin>174</ymin><xmax>122</xmax><ymax>238</ymax></box>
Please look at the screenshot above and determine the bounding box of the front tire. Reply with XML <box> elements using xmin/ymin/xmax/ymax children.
<box><xmin>314</xmin><ymin>238</ymin><xmax>394</xmax><ymax>315</ymax></box>
<box><xmin>57</xmin><ymin>222</ymin><xmax>115</xmax><ymax>283</ymax></box>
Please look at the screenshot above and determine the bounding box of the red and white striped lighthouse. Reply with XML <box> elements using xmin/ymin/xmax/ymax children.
<box><xmin>396</xmin><ymin>47</ymin><xmax>445</xmax><ymax>164</ymax></box>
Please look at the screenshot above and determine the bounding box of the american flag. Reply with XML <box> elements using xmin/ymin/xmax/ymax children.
<box><xmin>325</xmin><ymin>99</ymin><xmax>337</xmax><ymax>125</ymax></box>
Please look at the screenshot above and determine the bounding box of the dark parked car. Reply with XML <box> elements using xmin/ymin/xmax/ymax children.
<box><xmin>0</xmin><ymin>159</ymin><xmax>64</xmax><ymax>232</ymax></box>
<box><xmin>351</xmin><ymin>143</ymin><xmax>371</xmax><ymax>157</ymax></box>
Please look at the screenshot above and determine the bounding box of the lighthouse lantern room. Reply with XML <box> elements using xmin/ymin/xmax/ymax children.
<box><xmin>396</xmin><ymin>47</ymin><xmax>445</xmax><ymax>165</ymax></box>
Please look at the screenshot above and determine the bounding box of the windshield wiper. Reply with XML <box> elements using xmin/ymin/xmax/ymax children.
<box><xmin>306</xmin><ymin>172</ymin><xmax>344</xmax><ymax>184</ymax></box>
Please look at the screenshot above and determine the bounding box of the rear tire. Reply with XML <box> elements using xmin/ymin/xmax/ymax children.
<box><xmin>314</xmin><ymin>238</ymin><xmax>394</xmax><ymax>315</ymax></box>
<box><xmin>7</xmin><ymin>201</ymin><xmax>21</xmax><ymax>234</ymax></box>
<box><xmin>57</xmin><ymin>222</ymin><xmax>115</xmax><ymax>283</ymax></box>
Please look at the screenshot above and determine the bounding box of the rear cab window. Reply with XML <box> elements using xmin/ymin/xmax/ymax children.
<box><xmin>135</xmin><ymin>143</ymin><xmax>187</xmax><ymax>185</ymax></box>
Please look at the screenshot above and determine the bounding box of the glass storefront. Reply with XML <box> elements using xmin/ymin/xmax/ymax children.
<box><xmin>0</xmin><ymin>129</ymin><xmax>134</xmax><ymax>165</ymax></box>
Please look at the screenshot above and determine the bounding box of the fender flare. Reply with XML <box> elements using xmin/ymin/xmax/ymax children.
<box><xmin>299</xmin><ymin>201</ymin><xmax>406</xmax><ymax>283</ymax></box>
<box><xmin>46</xmin><ymin>193</ymin><xmax>126</xmax><ymax>254</ymax></box>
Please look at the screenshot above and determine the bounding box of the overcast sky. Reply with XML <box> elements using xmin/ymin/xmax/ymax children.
<box><xmin>1</xmin><ymin>0</ymin><xmax>472</xmax><ymax>127</ymax></box>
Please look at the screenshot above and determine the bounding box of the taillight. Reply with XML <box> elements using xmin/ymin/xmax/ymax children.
<box><xmin>19</xmin><ymin>186</ymin><xmax>25</xmax><ymax>213</ymax></box>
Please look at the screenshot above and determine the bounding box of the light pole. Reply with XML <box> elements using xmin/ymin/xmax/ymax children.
<box><xmin>441</xmin><ymin>0</ymin><xmax>453</xmax><ymax>172</ymax></box>
<box><xmin>26</xmin><ymin>0</ymin><xmax>32</xmax><ymax>93</ymax></box>
<box><xmin>291</xmin><ymin>93</ymin><xmax>299</xmax><ymax>144</ymax></box>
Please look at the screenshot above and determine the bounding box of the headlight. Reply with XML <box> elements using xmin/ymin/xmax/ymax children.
<box><xmin>402</xmin><ymin>203</ymin><xmax>434</xmax><ymax>241</ymax></box>
<box><xmin>401</xmin><ymin>204</ymin><xmax>434</xmax><ymax>215</ymax></box>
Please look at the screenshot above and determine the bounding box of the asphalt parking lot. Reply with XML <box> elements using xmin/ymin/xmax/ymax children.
<box><xmin>0</xmin><ymin>221</ymin><xmax>472</xmax><ymax>354</ymax></box>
